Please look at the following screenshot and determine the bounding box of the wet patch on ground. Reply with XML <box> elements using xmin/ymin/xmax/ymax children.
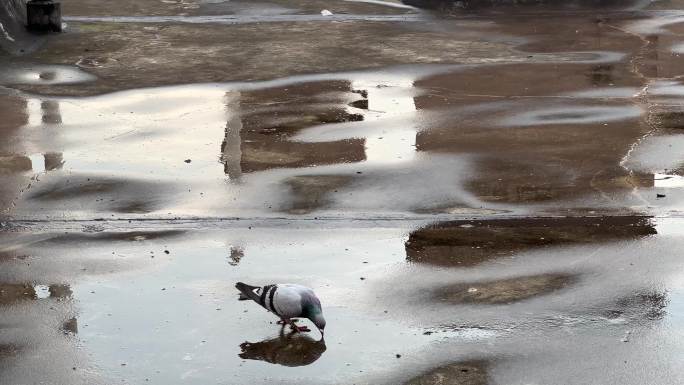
<box><xmin>650</xmin><ymin>108</ymin><xmax>684</xmax><ymax>132</ymax></box>
<box><xmin>593</xmin><ymin>290</ymin><xmax>669</xmax><ymax>323</ymax></box>
<box><xmin>413</xmin><ymin>60</ymin><xmax>647</xmax><ymax>205</ymax></box>
<box><xmin>0</xmin><ymin>155</ymin><xmax>32</xmax><ymax>173</ymax></box>
<box><xmin>29</xmin><ymin>230</ymin><xmax>186</xmax><ymax>245</ymax></box>
<box><xmin>405</xmin><ymin>216</ymin><xmax>656</xmax><ymax>266</ymax></box>
<box><xmin>403</xmin><ymin>360</ymin><xmax>490</xmax><ymax>385</ymax></box>
<box><xmin>284</xmin><ymin>175</ymin><xmax>355</xmax><ymax>214</ymax></box>
<box><xmin>0</xmin><ymin>94</ymin><xmax>28</xmax><ymax>131</ymax></box>
<box><xmin>0</xmin><ymin>283</ymin><xmax>36</xmax><ymax>304</ymax></box>
<box><xmin>1</xmin><ymin>18</ymin><xmax>665</xmax><ymax>217</ymax></box>
<box><xmin>25</xmin><ymin>175</ymin><xmax>173</xmax><ymax>215</ymax></box>
<box><xmin>433</xmin><ymin>273</ymin><xmax>577</xmax><ymax>305</ymax></box>
<box><xmin>17</xmin><ymin>19</ymin><xmax>518</xmax><ymax>96</ymax></box>
<box><xmin>0</xmin><ymin>282</ymin><xmax>76</xmax><ymax>305</ymax></box>
<box><xmin>239</xmin><ymin>138</ymin><xmax>366</xmax><ymax>173</ymax></box>
<box><xmin>0</xmin><ymin>63</ymin><xmax>96</xmax><ymax>86</ymax></box>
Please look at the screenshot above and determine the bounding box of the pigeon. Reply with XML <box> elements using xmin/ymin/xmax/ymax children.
<box><xmin>236</xmin><ymin>282</ymin><xmax>326</xmax><ymax>336</ymax></box>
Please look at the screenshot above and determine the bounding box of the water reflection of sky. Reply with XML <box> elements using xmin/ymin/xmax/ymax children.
<box><xmin>12</xmin><ymin>66</ymin><xmax>504</xmax><ymax>218</ymax></box>
<box><xmin>351</xmin><ymin>78</ymin><xmax>418</xmax><ymax>165</ymax></box>
<box><xmin>24</xmin><ymin>76</ymin><xmax>424</xmax><ymax>179</ymax></box>
<box><xmin>47</xmin><ymin>86</ymin><xmax>227</xmax><ymax>179</ymax></box>
<box><xmin>10</xmin><ymin>65</ymin><xmax>684</xmax><ymax>219</ymax></box>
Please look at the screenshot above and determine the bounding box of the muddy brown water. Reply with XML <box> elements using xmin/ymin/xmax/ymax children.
<box><xmin>1</xmin><ymin>0</ymin><xmax>684</xmax><ymax>384</ymax></box>
<box><xmin>405</xmin><ymin>216</ymin><xmax>657</xmax><ymax>266</ymax></box>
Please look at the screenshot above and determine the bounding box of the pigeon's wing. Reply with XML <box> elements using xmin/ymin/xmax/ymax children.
<box><xmin>272</xmin><ymin>285</ymin><xmax>305</xmax><ymax>319</ymax></box>
<box><xmin>237</xmin><ymin>283</ymin><xmax>319</xmax><ymax>320</ymax></box>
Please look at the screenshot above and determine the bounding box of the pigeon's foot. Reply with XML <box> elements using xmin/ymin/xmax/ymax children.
<box><xmin>287</xmin><ymin>319</ymin><xmax>310</xmax><ymax>332</ymax></box>
<box><xmin>277</xmin><ymin>319</ymin><xmax>289</xmax><ymax>325</ymax></box>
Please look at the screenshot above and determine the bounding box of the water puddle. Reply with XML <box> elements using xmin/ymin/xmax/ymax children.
<box><xmin>568</xmin><ymin>87</ymin><xmax>640</xmax><ymax>99</ymax></box>
<box><xmin>623</xmin><ymin>134</ymin><xmax>684</xmax><ymax>172</ymax></box>
<box><xmin>0</xmin><ymin>56</ymin><xmax>668</xmax><ymax>219</ymax></box>
<box><xmin>654</xmin><ymin>173</ymin><xmax>684</xmax><ymax>188</ymax></box>
<box><xmin>649</xmin><ymin>79</ymin><xmax>684</xmax><ymax>98</ymax></box>
<box><xmin>501</xmin><ymin>105</ymin><xmax>642</xmax><ymax>127</ymax></box>
<box><xmin>0</xmin><ymin>64</ymin><xmax>96</xmax><ymax>86</ymax></box>
<box><xmin>350</xmin><ymin>78</ymin><xmax>418</xmax><ymax>165</ymax></box>
<box><xmin>3</xmin><ymin>65</ymin><xmax>518</xmax><ymax>219</ymax></box>
<box><xmin>625</xmin><ymin>10</ymin><xmax>684</xmax><ymax>35</ymax></box>
<box><xmin>33</xmin><ymin>284</ymin><xmax>50</xmax><ymax>299</ymax></box>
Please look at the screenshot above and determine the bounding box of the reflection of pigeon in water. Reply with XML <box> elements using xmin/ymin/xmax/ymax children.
<box><xmin>236</xmin><ymin>282</ymin><xmax>326</xmax><ymax>335</ymax></box>
<box><xmin>239</xmin><ymin>332</ymin><xmax>327</xmax><ymax>367</ymax></box>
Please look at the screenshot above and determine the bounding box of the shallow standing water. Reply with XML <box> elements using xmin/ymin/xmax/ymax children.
<box><xmin>1</xmin><ymin>0</ymin><xmax>684</xmax><ymax>384</ymax></box>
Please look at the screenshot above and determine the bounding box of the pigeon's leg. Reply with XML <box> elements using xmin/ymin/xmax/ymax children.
<box><xmin>277</xmin><ymin>322</ymin><xmax>297</xmax><ymax>338</ymax></box>
<box><xmin>288</xmin><ymin>319</ymin><xmax>298</xmax><ymax>331</ymax></box>
<box><xmin>289</xmin><ymin>319</ymin><xmax>311</xmax><ymax>333</ymax></box>
<box><xmin>276</xmin><ymin>318</ymin><xmax>289</xmax><ymax>338</ymax></box>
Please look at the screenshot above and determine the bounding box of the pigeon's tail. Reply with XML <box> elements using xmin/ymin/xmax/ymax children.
<box><xmin>236</xmin><ymin>282</ymin><xmax>261</xmax><ymax>303</ymax></box>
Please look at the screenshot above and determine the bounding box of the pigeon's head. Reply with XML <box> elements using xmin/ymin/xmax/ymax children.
<box><xmin>312</xmin><ymin>313</ymin><xmax>326</xmax><ymax>335</ymax></box>
<box><xmin>303</xmin><ymin>299</ymin><xmax>326</xmax><ymax>336</ymax></box>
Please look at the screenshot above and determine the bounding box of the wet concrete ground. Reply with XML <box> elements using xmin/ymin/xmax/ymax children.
<box><xmin>1</xmin><ymin>0</ymin><xmax>684</xmax><ymax>384</ymax></box>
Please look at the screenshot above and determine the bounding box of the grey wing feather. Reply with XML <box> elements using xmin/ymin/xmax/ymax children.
<box><xmin>272</xmin><ymin>286</ymin><xmax>307</xmax><ymax>318</ymax></box>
